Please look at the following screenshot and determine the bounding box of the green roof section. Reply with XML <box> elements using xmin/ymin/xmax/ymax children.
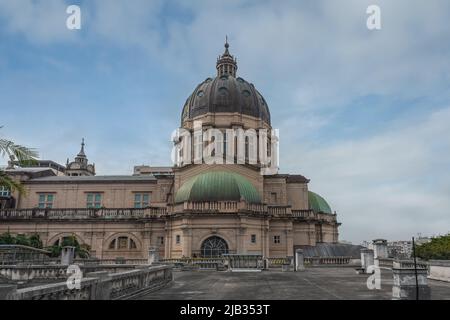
<box><xmin>175</xmin><ymin>171</ymin><xmax>261</xmax><ymax>204</ymax></box>
<box><xmin>308</xmin><ymin>191</ymin><xmax>333</xmax><ymax>214</ymax></box>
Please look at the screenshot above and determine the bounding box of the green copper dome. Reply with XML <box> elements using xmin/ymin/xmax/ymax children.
<box><xmin>175</xmin><ymin>171</ymin><xmax>261</xmax><ymax>204</ymax></box>
<box><xmin>308</xmin><ymin>191</ymin><xmax>332</xmax><ymax>214</ymax></box>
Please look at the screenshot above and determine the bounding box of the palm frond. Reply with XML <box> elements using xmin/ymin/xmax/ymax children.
<box><xmin>0</xmin><ymin>139</ymin><xmax>39</xmax><ymax>165</ymax></box>
<box><xmin>0</xmin><ymin>170</ymin><xmax>26</xmax><ymax>195</ymax></box>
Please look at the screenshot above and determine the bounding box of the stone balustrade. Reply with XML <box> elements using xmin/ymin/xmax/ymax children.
<box><xmin>171</xmin><ymin>201</ymin><xmax>241</xmax><ymax>213</ymax></box>
<box><xmin>245</xmin><ymin>203</ymin><xmax>267</xmax><ymax>213</ymax></box>
<box><xmin>172</xmin><ymin>201</ymin><xmax>268</xmax><ymax>214</ymax></box>
<box><xmin>108</xmin><ymin>266</ymin><xmax>171</xmax><ymax>299</ymax></box>
<box><xmin>267</xmin><ymin>256</ymin><xmax>351</xmax><ymax>268</ymax></box>
<box><xmin>1</xmin><ymin>265</ymin><xmax>68</xmax><ymax>281</ymax></box>
<box><xmin>222</xmin><ymin>254</ymin><xmax>264</xmax><ymax>270</ymax></box>
<box><xmin>0</xmin><ymin>207</ymin><xmax>167</xmax><ymax>220</ymax></box>
<box><xmin>161</xmin><ymin>256</ymin><xmax>271</xmax><ymax>271</ymax></box>
<box><xmin>164</xmin><ymin>255</ymin><xmax>352</xmax><ymax>270</ymax></box>
<box><xmin>316</xmin><ymin>213</ymin><xmax>338</xmax><ymax>223</ymax></box>
<box><xmin>74</xmin><ymin>258</ymin><xmax>149</xmax><ymax>266</ymax></box>
<box><xmin>291</xmin><ymin>210</ymin><xmax>315</xmax><ymax>219</ymax></box>
<box><xmin>1</xmin><ymin>265</ymin><xmax>172</xmax><ymax>300</ymax></box>
<box><xmin>304</xmin><ymin>256</ymin><xmax>352</xmax><ymax>266</ymax></box>
<box><xmin>291</xmin><ymin>210</ymin><xmax>337</xmax><ymax>223</ymax></box>
<box><xmin>377</xmin><ymin>258</ymin><xmax>395</xmax><ymax>268</ymax></box>
<box><xmin>0</xmin><ymin>206</ymin><xmax>339</xmax><ymax>224</ymax></box>
<box><xmin>0</xmin><ymin>264</ymin><xmax>148</xmax><ymax>282</ymax></box>
<box><xmin>267</xmin><ymin>205</ymin><xmax>291</xmax><ymax>216</ymax></box>
<box><xmin>393</xmin><ymin>260</ymin><xmax>428</xmax><ymax>270</ymax></box>
<box><xmin>161</xmin><ymin>257</ymin><xmax>226</xmax><ymax>265</ymax></box>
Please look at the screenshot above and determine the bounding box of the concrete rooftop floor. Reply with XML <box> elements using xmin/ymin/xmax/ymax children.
<box><xmin>139</xmin><ymin>267</ymin><xmax>450</xmax><ymax>300</ymax></box>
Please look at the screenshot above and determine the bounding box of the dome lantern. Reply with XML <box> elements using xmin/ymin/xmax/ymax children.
<box><xmin>216</xmin><ymin>36</ymin><xmax>237</xmax><ymax>78</ymax></box>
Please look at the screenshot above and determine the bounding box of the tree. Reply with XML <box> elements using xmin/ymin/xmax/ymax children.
<box><xmin>46</xmin><ymin>235</ymin><xmax>91</xmax><ymax>259</ymax></box>
<box><xmin>0</xmin><ymin>231</ymin><xmax>15</xmax><ymax>245</ymax></box>
<box><xmin>0</xmin><ymin>232</ymin><xmax>90</xmax><ymax>258</ymax></box>
<box><xmin>416</xmin><ymin>234</ymin><xmax>450</xmax><ymax>260</ymax></box>
<box><xmin>28</xmin><ymin>234</ymin><xmax>44</xmax><ymax>249</ymax></box>
<box><xmin>0</xmin><ymin>232</ymin><xmax>43</xmax><ymax>249</ymax></box>
<box><xmin>0</xmin><ymin>126</ymin><xmax>39</xmax><ymax>195</ymax></box>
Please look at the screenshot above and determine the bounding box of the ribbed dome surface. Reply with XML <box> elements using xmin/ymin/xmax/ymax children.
<box><xmin>181</xmin><ymin>75</ymin><xmax>271</xmax><ymax>125</ymax></box>
<box><xmin>175</xmin><ymin>171</ymin><xmax>261</xmax><ymax>204</ymax></box>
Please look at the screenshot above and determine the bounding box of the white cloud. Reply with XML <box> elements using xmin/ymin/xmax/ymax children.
<box><xmin>0</xmin><ymin>0</ymin><xmax>78</xmax><ymax>43</ymax></box>
<box><xmin>285</xmin><ymin>106</ymin><xmax>450</xmax><ymax>242</ymax></box>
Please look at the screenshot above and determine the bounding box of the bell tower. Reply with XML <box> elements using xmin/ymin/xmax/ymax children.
<box><xmin>65</xmin><ymin>138</ymin><xmax>96</xmax><ymax>176</ymax></box>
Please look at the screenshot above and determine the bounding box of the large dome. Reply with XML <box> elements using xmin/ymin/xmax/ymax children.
<box><xmin>175</xmin><ymin>171</ymin><xmax>262</xmax><ymax>204</ymax></box>
<box><xmin>181</xmin><ymin>41</ymin><xmax>271</xmax><ymax>126</ymax></box>
<box><xmin>181</xmin><ymin>75</ymin><xmax>271</xmax><ymax>125</ymax></box>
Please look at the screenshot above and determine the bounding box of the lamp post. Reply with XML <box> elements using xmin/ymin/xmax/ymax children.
<box><xmin>412</xmin><ymin>237</ymin><xmax>419</xmax><ymax>300</ymax></box>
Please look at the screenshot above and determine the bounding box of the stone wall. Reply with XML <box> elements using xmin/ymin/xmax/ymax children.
<box><xmin>428</xmin><ymin>260</ymin><xmax>450</xmax><ymax>282</ymax></box>
<box><xmin>1</xmin><ymin>265</ymin><xmax>172</xmax><ymax>300</ymax></box>
<box><xmin>15</xmin><ymin>180</ymin><xmax>172</xmax><ymax>209</ymax></box>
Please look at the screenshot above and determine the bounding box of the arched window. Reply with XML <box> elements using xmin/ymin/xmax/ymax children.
<box><xmin>108</xmin><ymin>236</ymin><xmax>138</xmax><ymax>250</ymax></box>
<box><xmin>53</xmin><ymin>235</ymin><xmax>80</xmax><ymax>247</ymax></box>
<box><xmin>200</xmin><ymin>236</ymin><xmax>229</xmax><ymax>258</ymax></box>
<box><xmin>109</xmin><ymin>239</ymin><xmax>116</xmax><ymax>249</ymax></box>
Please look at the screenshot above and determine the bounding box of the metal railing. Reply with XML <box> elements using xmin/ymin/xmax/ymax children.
<box><xmin>0</xmin><ymin>245</ymin><xmax>53</xmax><ymax>266</ymax></box>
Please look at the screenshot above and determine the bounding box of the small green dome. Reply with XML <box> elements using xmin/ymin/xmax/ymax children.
<box><xmin>308</xmin><ymin>191</ymin><xmax>332</xmax><ymax>214</ymax></box>
<box><xmin>175</xmin><ymin>171</ymin><xmax>261</xmax><ymax>204</ymax></box>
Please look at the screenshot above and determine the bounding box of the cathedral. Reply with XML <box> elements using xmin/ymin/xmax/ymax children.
<box><xmin>0</xmin><ymin>42</ymin><xmax>340</xmax><ymax>260</ymax></box>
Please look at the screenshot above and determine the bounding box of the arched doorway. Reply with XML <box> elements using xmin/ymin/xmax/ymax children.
<box><xmin>200</xmin><ymin>236</ymin><xmax>229</xmax><ymax>257</ymax></box>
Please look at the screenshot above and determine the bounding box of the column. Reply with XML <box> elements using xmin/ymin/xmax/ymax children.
<box><xmin>148</xmin><ymin>247</ymin><xmax>159</xmax><ymax>265</ymax></box>
<box><xmin>295</xmin><ymin>249</ymin><xmax>305</xmax><ymax>271</ymax></box>
<box><xmin>182</xmin><ymin>228</ymin><xmax>192</xmax><ymax>258</ymax></box>
<box><xmin>285</xmin><ymin>228</ymin><xmax>294</xmax><ymax>257</ymax></box>
<box><xmin>237</xmin><ymin>227</ymin><xmax>247</xmax><ymax>254</ymax></box>
<box><xmin>165</xmin><ymin>221</ymin><xmax>171</xmax><ymax>259</ymax></box>
<box><xmin>372</xmin><ymin>239</ymin><xmax>388</xmax><ymax>259</ymax></box>
<box><xmin>61</xmin><ymin>246</ymin><xmax>75</xmax><ymax>265</ymax></box>
<box><xmin>360</xmin><ymin>248</ymin><xmax>374</xmax><ymax>273</ymax></box>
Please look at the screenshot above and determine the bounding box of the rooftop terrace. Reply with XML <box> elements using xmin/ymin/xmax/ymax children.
<box><xmin>139</xmin><ymin>268</ymin><xmax>450</xmax><ymax>300</ymax></box>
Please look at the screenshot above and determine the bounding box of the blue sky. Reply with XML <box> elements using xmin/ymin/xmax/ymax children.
<box><xmin>1</xmin><ymin>0</ymin><xmax>449</xmax><ymax>243</ymax></box>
